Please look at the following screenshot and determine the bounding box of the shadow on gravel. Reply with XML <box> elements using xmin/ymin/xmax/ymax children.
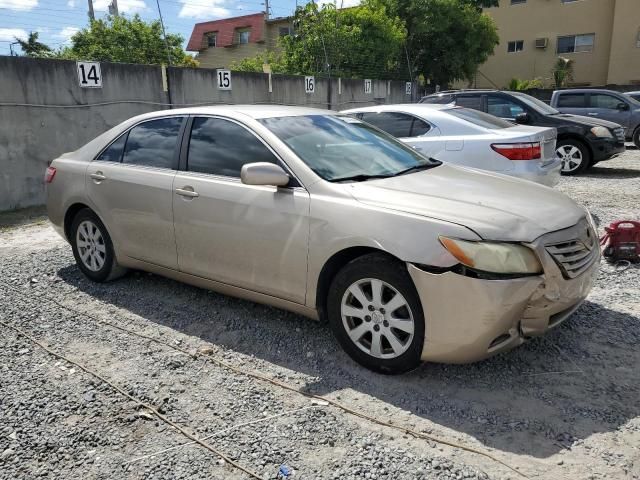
<box><xmin>58</xmin><ymin>265</ymin><xmax>640</xmax><ymax>460</ymax></box>
<box><xmin>580</xmin><ymin>166</ymin><xmax>640</xmax><ymax>179</ymax></box>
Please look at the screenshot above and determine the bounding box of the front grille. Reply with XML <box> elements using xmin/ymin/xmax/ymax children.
<box><xmin>612</xmin><ymin>127</ymin><xmax>625</xmax><ymax>143</ymax></box>
<box><xmin>545</xmin><ymin>224</ymin><xmax>598</xmax><ymax>279</ymax></box>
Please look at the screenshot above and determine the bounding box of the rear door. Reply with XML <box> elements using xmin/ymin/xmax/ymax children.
<box><xmin>87</xmin><ymin>116</ymin><xmax>185</xmax><ymax>269</ymax></box>
<box><xmin>554</xmin><ymin>92</ymin><xmax>588</xmax><ymax>116</ymax></box>
<box><xmin>588</xmin><ymin>93</ymin><xmax>632</xmax><ymax>130</ymax></box>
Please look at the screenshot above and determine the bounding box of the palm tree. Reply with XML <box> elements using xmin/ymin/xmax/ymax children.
<box><xmin>15</xmin><ymin>32</ymin><xmax>52</xmax><ymax>57</ymax></box>
<box><xmin>552</xmin><ymin>57</ymin><xmax>574</xmax><ymax>88</ymax></box>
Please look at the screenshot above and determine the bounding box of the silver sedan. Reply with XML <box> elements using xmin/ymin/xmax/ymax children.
<box><xmin>46</xmin><ymin>106</ymin><xmax>599</xmax><ymax>373</ymax></box>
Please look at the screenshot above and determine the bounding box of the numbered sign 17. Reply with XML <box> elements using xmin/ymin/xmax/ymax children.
<box><xmin>305</xmin><ymin>76</ymin><xmax>315</xmax><ymax>94</ymax></box>
<box><xmin>405</xmin><ymin>82</ymin><xmax>412</xmax><ymax>95</ymax></box>
<box><xmin>364</xmin><ymin>79</ymin><xmax>372</xmax><ymax>94</ymax></box>
<box><xmin>217</xmin><ymin>69</ymin><xmax>232</xmax><ymax>90</ymax></box>
<box><xmin>77</xmin><ymin>61</ymin><xmax>102</xmax><ymax>88</ymax></box>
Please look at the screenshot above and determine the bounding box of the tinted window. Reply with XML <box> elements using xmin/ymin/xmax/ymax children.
<box><xmin>445</xmin><ymin>107</ymin><xmax>514</xmax><ymax>130</ymax></box>
<box><xmin>122</xmin><ymin>117</ymin><xmax>183</xmax><ymax>169</ymax></box>
<box><xmin>187</xmin><ymin>117</ymin><xmax>278</xmax><ymax>177</ymax></box>
<box><xmin>360</xmin><ymin>112</ymin><xmax>413</xmax><ymax>137</ymax></box>
<box><xmin>629</xmin><ymin>94</ymin><xmax>640</xmax><ymax>102</ymax></box>
<box><xmin>591</xmin><ymin>94</ymin><xmax>623</xmax><ymax>109</ymax></box>
<box><xmin>420</xmin><ymin>95</ymin><xmax>453</xmax><ymax>105</ymax></box>
<box><xmin>455</xmin><ymin>95</ymin><xmax>482</xmax><ymax>111</ymax></box>
<box><xmin>487</xmin><ymin>96</ymin><xmax>525</xmax><ymax>118</ymax></box>
<box><xmin>511</xmin><ymin>92</ymin><xmax>559</xmax><ymax>114</ymax></box>
<box><xmin>411</xmin><ymin>117</ymin><xmax>431</xmax><ymax>136</ymax></box>
<box><xmin>557</xmin><ymin>93</ymin><xmax>587</xmax><ymax>108</ymax></box>
<box><xmin>97</xmin><ymin>133</ymin><xmax>127</xmax><ymax>162</ymax></box>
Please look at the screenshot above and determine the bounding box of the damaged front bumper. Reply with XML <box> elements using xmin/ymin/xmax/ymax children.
<box><xmin>408</xmin><ymin>220</ymin><xmax>600</xmax><ymax>364</ymax></box>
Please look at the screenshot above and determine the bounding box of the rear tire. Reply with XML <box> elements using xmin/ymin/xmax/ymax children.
<box><xmin>557</xmin><ymin>139</ymin><xmax>591</xmax><ymax>175</ymax></box>
<box><xmin>327</xmin><ymin>253</ymin><xmax>425</xmax><ymax>374</ymax></box>
<box><xmin>70</xmin><ymin>209</ymin><xmax>127</xmax><ymax>283</ymax></box>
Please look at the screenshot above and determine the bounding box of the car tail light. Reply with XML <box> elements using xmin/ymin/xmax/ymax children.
<box><xmin>44</xmin><ymin>166</ymin><xmax>57</xmax><ymax>183</ymax></box>
<box><xmin>491</xmin><ymin>142</ymin><xmax>541</xmax><ymax>160</ymax></box>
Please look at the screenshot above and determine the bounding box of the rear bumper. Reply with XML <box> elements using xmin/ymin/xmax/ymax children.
<box><xmin>590</xmin><ymin>138</ymin><xmax>625</xmax><ymax>162</ymax></box>
<box><xmin>409</xmin><ymin>221</ymin><xmax>600</xmax><ymax>364</ymax></box>
<box><xmin>511</xmin><ymin>158</ymin><xmax>562</xmax><ymax>187</ymax></box>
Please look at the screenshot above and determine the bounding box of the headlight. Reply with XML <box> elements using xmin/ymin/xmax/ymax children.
<box><xmin>590</xmin><ymin>126</ymin><xmax>613</xmax><ymax>138</ymax></box>
<box><xmin>439</xmin><ymin>237</ymin><xmax>542</xmax><ymax>275</ymax></box>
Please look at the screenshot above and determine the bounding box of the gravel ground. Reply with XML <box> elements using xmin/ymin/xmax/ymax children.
<box><xmin>1</xmin><ymin>150</ymin><xmax>639</xmax><ymax>480</ymax></box>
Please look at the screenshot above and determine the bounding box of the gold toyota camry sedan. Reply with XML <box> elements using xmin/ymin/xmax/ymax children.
<box><xmin>46</xmin><ymin>106</ymin><xmax>600</xmax><ymax>373</ymax></box>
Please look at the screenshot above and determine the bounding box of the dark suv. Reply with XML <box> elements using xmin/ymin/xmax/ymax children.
<box><xmin>420</xmin><ymin>90</ymin><xmax>626</xmax><ymax>175</ymax></box>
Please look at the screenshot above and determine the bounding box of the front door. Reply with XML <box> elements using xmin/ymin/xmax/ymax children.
<box><xmin>86</xmin><ymin>116</ymin><xmax>185</xmax><ymax>269</ymax></box>
<box><xmin>588</xmin><ymin>93</ymin><xmax>632</xmax><ymax>131</ymax></box>
<box><xmin>172</xmin><ymin>116</ymin><xmax>310</xmax><ymax>304</ymax></box>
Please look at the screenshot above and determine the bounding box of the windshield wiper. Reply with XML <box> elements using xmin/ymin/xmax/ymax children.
<box><xmin>392</xmin><ymin>162</ymin><xmax>439</xmax><ymax>177</ymax></box>
<box><xmin>329</xmin><ymin>173</ymin><xmax>393</xmax><ymax>183</ymax></box>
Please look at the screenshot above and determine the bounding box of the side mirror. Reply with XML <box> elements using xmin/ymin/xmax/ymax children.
<box><xmin>514</xmin><ymin>112</ymin><xmax>531</xmax><ymax>124</ymax></box>
<box><xmin>241</xmin><ymin>162</ymin><xmax>290</xmax><ymax>187</ymax></box>
<box><xmin>617</xmin><ymin>102</ymin><xmax>630</xmax><ymax>111</ymax></box>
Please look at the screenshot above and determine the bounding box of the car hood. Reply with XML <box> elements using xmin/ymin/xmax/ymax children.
<box><xmin>551</xmin><ymin>113</ymin><xmax>621</xmax><ymax>129</ymax></box>
<box><xmin>347</xmin><ymin>164</ymin><xmax>585</xmax><ymax>242</ymax></box>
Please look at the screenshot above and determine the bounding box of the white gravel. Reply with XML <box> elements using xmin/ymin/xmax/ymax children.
<box><xmin>0</xmin><ymin>149</ymin><xmax>639</xmax><ymax>480</ymax></box>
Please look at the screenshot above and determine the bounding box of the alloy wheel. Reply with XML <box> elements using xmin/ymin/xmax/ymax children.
<box><xmin>557</xmin><ymin>144</ymin><xmax>583</xmax><ymax>173</ymax></box>
<box><xmin>341</xmin><ymin>278</ymin><xmax>415</xmax><ymax>359</ymax></box>
<box><xmin>76</xmin><ymin>220</ymin><xmax>106</xmax><ymax>272</ymax></box>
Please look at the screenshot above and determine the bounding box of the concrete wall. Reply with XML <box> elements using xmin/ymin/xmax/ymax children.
<box><xmin>0</xmin><ymin>56</ymin><xmax>414</xmax><ymax>211</ymax></box>
<box><xmin>607</xmin><ymin>0</ymin><xmax>640</xmax><ymax>85</ymax></box>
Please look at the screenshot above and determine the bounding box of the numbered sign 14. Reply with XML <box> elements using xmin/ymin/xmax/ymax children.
<box><xmin>217</xmin><ymin>69</ymin><xmax>232</xmax><ymax>90</ymax></box>
<box><xmin>364</xmin><ymin>79</ymin><xmax>372</xmax><ymax>94</ymax></box>
<box><xmin>305</xmin><ymin>76</ymin><xmax>315</xmax><ymax>94</ymax></box>
<box><xmin>77</xmin><ymin>61</ymin><xmax>102</xmax><ymax>88</ymax></box>
<box><xmin>405</xmin><ymin>82</ymin><xmax>412</xmax><ymax>95</ymax></box>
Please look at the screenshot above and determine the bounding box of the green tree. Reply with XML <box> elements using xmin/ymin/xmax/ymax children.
<box><xmin>552</xmin><ymin>57</ymin><xmax>574</xmax><ymax>88</ymax></box>
<box><xmin>233</xmin><ymin>2</ymin><xmax>406</xmax><ymax>79</ymax></box>
<box><xmin>15</xmin><ymin>31</ymin><xmax>52</xmax><ymax>57</ymax></box>
<box><xmin>56</xmin><ymin>15</ymin><xmax>196</xmax><ymax>66</ymax></box>
<box><xmin>375</xmin><ymin>0</ymin><xmax>499</xmax><ymax>86</ymax></box>
<box><xmin>507</xmin><ymin>77</ymin><xmax>544</xmax><ymax>91</ymax></box>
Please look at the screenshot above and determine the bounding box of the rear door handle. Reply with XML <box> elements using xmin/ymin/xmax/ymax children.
<box><xmin>175</xmin><ymin>187</ymin><xmax>199</xmax><ymax>198</ymax></box>
<box><xmin>90</xmin><ymin>172</ymin><xmax>106</xmax><ymax>182</ymax></box>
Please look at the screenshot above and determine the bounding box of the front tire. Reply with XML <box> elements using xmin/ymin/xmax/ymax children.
<box><xmin>633</xmin><ymin>127</ymin><xmax>640</xmax><ymax>149</ymax></box>
<box><xmin>70</xmin><ymin>209</ymin><xmax>126</xmax><ymax>282</ymax></box>
<box><xmin>557</xmin><ymin>139</ymin><xmax>591</xmax><ymax>175</ymax></box>
<box><xmin>327</xmin><ymin>253</ymin><xmax>425</xmax><ymax>374</ymax></box>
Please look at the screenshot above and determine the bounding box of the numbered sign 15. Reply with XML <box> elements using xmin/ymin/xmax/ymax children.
<box><xmin>217</xmin><ymin>69</ymin><xmax>232</xmax><ymax>90</ymax></box>
<box><xmin>305</xmin><ymin>76</ymin><xmax>315</xmax><ymax>94</ymax></box>
<box><xmin>405</xmin><ymin>82</ymin><xmax>412</xmax><ymax>95</ymax></box>
<box><xmin>77</xmin><ymin>61</ymin><xmax>102</xmax><ymax>88</ymax></box>
<box><xmin>364</xmin><ymin>79</ymin><xmax>372</xmax><ymax>94</ymax></box>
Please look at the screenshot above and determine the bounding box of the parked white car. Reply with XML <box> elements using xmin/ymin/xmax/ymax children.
<box><xmin>342</xmin><ymin>104</ymin><xmax>561</xmax><ymax>186</ymax></box>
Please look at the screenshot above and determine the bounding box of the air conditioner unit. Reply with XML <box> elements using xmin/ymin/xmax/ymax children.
<box><xmin>535</xmin><ymin>38</ymin><xmax>549</xmax><ymax>49</ymax></box>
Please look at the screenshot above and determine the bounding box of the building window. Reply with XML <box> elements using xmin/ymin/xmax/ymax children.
<box><xmin>237</xmin><ymin>29</ymin><xmax>250</xmax><ymax>44</ymax></box>
<box><xmin>557</xmin><ymin>34</ymin><xmax>595</xmax><ymax>53</ymax></box>
<box><xmin>507</xmin><ymin>40</ymin><xmax>524</xmax><ymax>53</ymax></box>
<box><xmin>207</xmin><ymin>33</ymin><xmax>217</xmax><ymax>47</ymax></box>
<box><xmin>510</xmin><ymin>0</ymin><xmax>526</xmax><ymax>4</ymax></box>
<box><xmin>279</xmin><ymin>26</ymin><xmax>291</xmax><ymax>37</ymax></box>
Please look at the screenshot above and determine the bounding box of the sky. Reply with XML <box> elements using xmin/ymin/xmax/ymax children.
<box><xmin>0</xmin><ymin>0</ymin><xmax>361</xmax><ymax>55</ymax></box>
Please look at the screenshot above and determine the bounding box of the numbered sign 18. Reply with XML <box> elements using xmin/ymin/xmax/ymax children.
<box><xmin>364</xmin><ymin>79</ymin><xmax>372</xmax><ymax>94</ymax></box>
<box><xmin>405</xmin><ymin>82</ymin><xmax>412</xmax><ymax>95</ymax></box>
<box><xmin>217</xmin><ymin>69</ymin><xmax>232</xmax><ymax>90</ymax></box>
<box><xmin>305</xmin><ymin>76</ymin><xmax>315</xmax><ymax>94</ymax></box>
<box><xmin>77</xmin><ymin>61</ymin><xmax>102</xmax><ymax>88</ymax></box>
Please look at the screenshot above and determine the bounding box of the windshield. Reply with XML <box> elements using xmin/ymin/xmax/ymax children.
<box><xmin>444</xmin><ymin>107</ymin><xmax>515</xmax><ymax>129</ymax></box>
<box><xmin>511</xmin><ymin>92</ymin><xmax>559</xmax><ymax>115</ymax></box>
<box><xmin>259</xmin><ymin>115</ymin><xmax>440</xmax><ymax>182</ymax></box>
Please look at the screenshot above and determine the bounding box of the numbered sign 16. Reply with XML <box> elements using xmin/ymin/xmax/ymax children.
<box><xmin>77</xmin><ymin>61</ymin><xmax>102</xmax><ymax>88</ymax></box>
<box><xmin>305</xmin><ymin>76</ymin><xmax>315</xmax><ymax>94</ymax></box>
<box><xmin>217</xmin><ymin>69</ymin><xmax>232</xmax><ymax>90</ymax></box>
<box><xmin>364</xmin><ymin>79</ymin><xmax>372</xmax><ymax>94</ymax></box>
<box><xmin>405</xmin><ymin>82</ymin><xmax>412</xmax><ymax>95</ymax></box>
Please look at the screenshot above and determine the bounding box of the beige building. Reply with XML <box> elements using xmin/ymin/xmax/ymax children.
<box><xmin>474</xmin><ymin>0</ymin><xmax>640</xmax><ymax>88</ymax></box>
<box><xmin>186</xmin><ymin>13</ymin><xmax>291</xmax><ymax>69</ymax></box>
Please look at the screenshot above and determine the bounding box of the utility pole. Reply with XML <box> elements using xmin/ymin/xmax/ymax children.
<box><xmin>264</xmin><ymin>0</ymin><xmax>269</xmax><ymax>20</ymax></box>
<box><xmin>109</xmin><ymin>0</ymin><xmax>119</xmax><ymax>16</ymax></box>
<box><xmin>87</xmin><ymin>0</ymin><xmax>94</xmax><ymax>20</ymax></box>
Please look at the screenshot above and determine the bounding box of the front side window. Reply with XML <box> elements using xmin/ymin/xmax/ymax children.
<box><xmin>511</xmin><ymin>92</ymin><xmax>560</xmax><ymax>115</ymax></box>
<box><xmin>445</xmin><ymin>107</ymin><xmax>514</xmax><ymax>129</ymax></box>
<box><xmin>260</xmin><ymin>115</ymin><xmax>439</xmax><ymax>182</ymax></box>
<box><xmin>238</xmin><ymin>30</ymin><xmax>250</xmax><ymax>44</ymax></box>
<box><xmin>507</xmin><ymin>40</ymin><xmax>524</xmax><ymax>53</ymax></box>
<box><xmin>590</xmin><ymin>94</ymin><xmax>623</xmax><ymax>109</ymax></box>
<box><xmin>557</xmin><ymin>33</ymin><xmax>594</xmax><ymax>53</ymax></box>
<box><xmin>187</xmin><ymin>117</ymin><xmax>278</xmax><ymax>177</ymax></box>
<box><xmin>488</xmin><ymin>96</ymin><xmax>525</xmax><ymax>118</ymax></box>
<box><xmin>557</xmin><ymin>93</ymin><xmax>587</xmax><ymax>108</ymax></box>
<box><xmin>97</xmin><ymin>133</ymin><xmax>127</xmax><ymax>162</ymax></box>
<box><xmin>122</xmin><ymin>117</ymin><xmax>183</xmax><ymax>169</ymax></box>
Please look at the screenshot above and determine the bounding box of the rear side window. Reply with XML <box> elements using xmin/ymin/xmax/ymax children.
<box><xmin>557</xmin><ymin>93</ymin><xmax>587</xmax><ymax>108</ymax></box>
<box><xmin>122</xmin><ymin>117</ymin><xmax>183</xmax><ymax>169</ymax></box>
<box><xmin>359</xmin><ymin>112</ymin><xmax>430</xmax><ymax>138</ymax></box>
<box><xmin>187</xmin><ymin>117</ymin><xmax>278</xmax><ymax>177</ymax></box>
<box><xmin>96</xmin><ymin>133</ymin><xmax>127</xmax><ymax>162</ymax></box>
<box><xmin>455</xmin><ymin>95</ymin><xmax>483</xmax><ymax>111</ymax></box>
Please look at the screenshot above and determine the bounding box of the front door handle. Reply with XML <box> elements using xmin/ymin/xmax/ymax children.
<box><xmin>90</xmin><ymin>172</ymin><xmax>106</xmax><ymax>182</ymax></box>
<box><xmin>175</xmin><ymin>187</ymin><xmax>199</xmax><ymax>198</ymax></box>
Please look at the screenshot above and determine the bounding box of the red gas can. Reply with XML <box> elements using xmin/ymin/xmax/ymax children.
<box><xmin>600</xmin><ymin>221</ymin><xmax>640</xmax><ymax>262</ymax></box>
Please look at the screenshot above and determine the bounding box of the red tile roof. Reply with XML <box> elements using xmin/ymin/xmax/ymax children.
<box><xmin>186</xmin><ymin>12</ymin><xmax>266</xmax><ymax>51</ymax></box>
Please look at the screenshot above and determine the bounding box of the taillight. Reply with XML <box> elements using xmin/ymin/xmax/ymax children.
<box><xmin>491</xmin><ymin>142</ymin><xmax>541</xmax><ymax>160</ymax></box>
<box><xmin>45</xmin><ymin>166</ymin><xmax>57</xmax><ymax>183</ymax></box>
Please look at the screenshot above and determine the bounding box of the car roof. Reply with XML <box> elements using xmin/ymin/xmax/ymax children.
<box><xmin>132</xmin><ymin>104</ymin><xmax>335</xmax><ymax>120</ymax></box>
<box><xmin>554</xmin><ymin>88</ymin><xmax>624</xmax><ymax>94</ymax></box>
<box><xmin>343</xmin><ymin>103</ymin><xmax>451</xmax><ymax>114</ymax></box>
